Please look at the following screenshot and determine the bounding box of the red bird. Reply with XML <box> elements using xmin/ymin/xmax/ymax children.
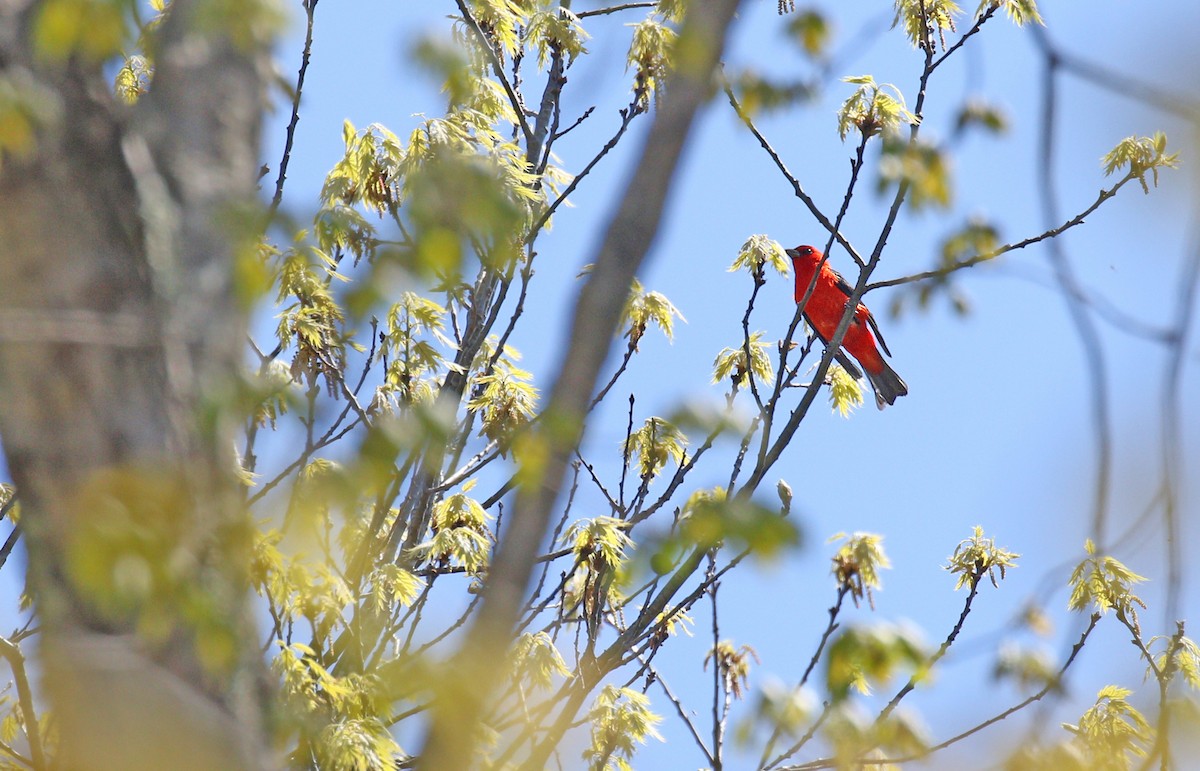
<box><xmin>786</xmin><ymin>245</ymin><xmax>907</xmax><ymax>410</ymax></box>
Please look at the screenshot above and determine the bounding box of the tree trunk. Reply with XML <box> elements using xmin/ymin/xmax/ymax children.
<box><xmin>0</xmin><ymin>1</ymin><xmax>273</xmax><ymax>768</ymax></box>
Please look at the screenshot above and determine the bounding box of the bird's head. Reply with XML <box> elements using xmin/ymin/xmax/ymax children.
<box><xmin>786</xmin><ymin>245</ymin><xmax>820</xmax><ymax>264</ymax></box>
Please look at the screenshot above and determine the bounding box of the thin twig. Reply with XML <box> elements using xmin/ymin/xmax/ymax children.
<box><xmin>0</xmin><ymin>635</ymin><xmax>45</xmax><ymax>771</ymax></box>
<box><xmin>723</xmin><ymin>82</ymin><xmax>864</xmax><ymax>265</ymax></box>
<box><xmin>645</xmin><ymin>660</ymin><xmax>714</xmax><ymax>765</ymax></box>
<box><xmin>783</xmin><ymin>613</ymin><xmax>1101</xmax><ymax>769</ymax></box>
<box><xmin>577</xmin><ymin>2</ymin><xmax>657</xmax><ymax>18</ymax></box>
<box><xmin>530</xmin><ymin>99</ymin><xmax>644</xmax><ymax>235</ymax></box>
<box><xmin>876</xmin><ymin>571</ymin><xmax>982</xmax><ymax>723</ymax></box>
<box><xmin>867</xmin><ymin>174</ymin><xmax>1134</xmax><ymax>291</ymax></box>
<box><xmin>760</xmin><ymin>586</ymin><xmax>849</xmax><ymax>770</ymax></box>
<box><xmin>270</xmin><ymin>0</ymin><xmax>319</xmax><ymax>212</ymax></box>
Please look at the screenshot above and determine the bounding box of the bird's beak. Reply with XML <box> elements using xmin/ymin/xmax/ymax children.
<box><xmin>784</xmin><ymin>248</ymin><xmax>798</xmax><ymax>259</ymax></box>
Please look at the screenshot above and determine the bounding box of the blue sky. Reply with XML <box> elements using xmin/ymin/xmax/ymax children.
<box><xmin>4</xmin><ymin>1</ymin><xmax>1200</xmax><ymax>768</ymax></box>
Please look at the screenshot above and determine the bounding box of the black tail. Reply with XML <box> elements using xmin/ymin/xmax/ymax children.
<box><xmin>866</xmin><ymin>360</ymin><xmax>908</xmax><ymax>410</ymax></box>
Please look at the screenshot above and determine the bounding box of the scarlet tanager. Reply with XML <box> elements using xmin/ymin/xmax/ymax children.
<box><xmin>786</xmin><ymin>245</ymin><xmax>908</xmax><ymax>410</ymax></box>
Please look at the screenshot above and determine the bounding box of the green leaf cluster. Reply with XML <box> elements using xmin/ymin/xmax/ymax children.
<box><xmin>729</xmin><ymin>70</ymin><xmax>815</xmax><ymax>116</ymax></box>
<box><xmin>527</xmin><ymin>7</ymin><xmax>590</xmax><ymax>68</ymax></box>
<box><xmin>705</xmin><ymin>640</ymin><xmax>759</xmax><ymax>700</ymax></box>
<box><xmin>729</xmin><ymin>234</ymin><xmax>789</xmax><ymax>276</ymax></box>
<box><xmin>625</xmin><ymin>417</ymin><xmax>687</xmax><ymax>479</ymax></box>
<box><xmin>892</xmin><ymin>217</ymin><xmax>1000</xmax><ymax>318</ymax></box>
<box><xmin>1061</xmin><ymin>686</ymin><xmax>1152</xmax><ymax>769</ymax></box>
<box><xmin>622</xmin><ymin>279</ymin><xmax>685</xmax><ymax>349</ymax></box>
<box><xmin>712</xmin><ymin>331</ymin><xmax>774</xmax><ymax>387</ymax></box>
<box><xmin>945</xmin><ymin>525</ymin><xmax>1019</xmax><ymax>589</ymax></box>
<box><xmin>827</xmin><ymin>363</ymin><xmax>864</xmax><ymax>418</ymax></box>
<box><xmin>627</xmin><ymin>19</ymin><xmax>676</xmax><ymax>107</ymax></box>
<box><xmin>35</xmin><ymin>0</ymin><xmax>130</xmax><ymax>62</ymax></box>
<box><xmin>382</xmin><ymin>292</ymin><xmax>453</xmax><ymax>408</ymax></box>
<box><xmin>272</xmin><ymin>237</ymin><xmax>351</xmax><ymax>391</ymax></box>
<box><xmin>468</xmin><ymin>355</ymin><xmax>539</xmax><ymax>452</ymax></box>
<box><xmin>583</xmin><ymin>685</ymin><xmax>663</xmax><ymax>771</ymax></box>
<box><xmin>954</xmin><ymin>98</ymin><xmax>1010</xmax><ymax>135</ymax></box>
<box><xmin>511</xmin><ymin>631</ymin><xmax>571</xmax><ymax>690</ymax></box>
<box><xmin>563</xmin><ymin>516</ymin><xmax>633</xmax><ymax>573</ymax></box>
<box><xmin>838</xmin><ymin>75</ymin><xmax>919</xmax><ymax>142</ymax></box>
<box><xmin>412</xmin><ymin>485</ymin><xmax>493</xmax><ymax>574</ymax></box>
<box><xmin>993</xmin><ymin>643</ymin><xmax>1058</xmax><ymax>691</ymax></box>
<box><xmin>1068</xmin><ymin>539</ymin><xmax>1147</xmax><ymax>626</ymax></box>
<box><xmin>1150</xmin><ymin>633</ymin><xmax>1200</xmax><ymax>691</ymax></box>
<box><xmin>680</xmin><ymin>488</ymin><xmax>800</xmax><ymax>558</ymax></box>
<box><xmin>823</xmin><ymin>702</ymin><xmax>929</xmax><ymax>767</ymax></box>
<box><xmin>462</xmin><ymin>0</ymin><xmax>526</xmax><ymax>60</ymax></box>
<box><xmin>892</xmin><ymin>0</ymin><xmax>960</xmax><ymax>49</ymax></box>
<box><xmin>786</xmin><ymin>9</ymin><xmax>831</xmax><ymax>58</ymax></box>
<box><xmin>830</xmin><ymin>531</ymin><xmax>891</xmax><ymax>608</ymax></box>
<box><xmin>979</xmin><ymin>0</ymin><xmax>1043</xmax><ymax>26</ymax></box>
<box><xmin>1102</xmin><ymin>131</ymin><xmax>1180</xmax><ymax>193</ymax></box>
<box><xmin>274</xmin><ymin>642</ymin><xmax>403</xmax><ymax>770</ymax></box>
<box><xmin>114</xmin><ymin>54</ymin><xmax>151</xmax><ymax>104</ymax></box>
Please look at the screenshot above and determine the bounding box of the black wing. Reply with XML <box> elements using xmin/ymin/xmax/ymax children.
<box><xmin>806</xmin><ymin>326</ymin><xmax>864</xmax><ymax>380</ymax></box>
<box><xmin>830</xmin><ymin>264</ymin><xmax>893</xmax><ymax>359</ymax></box>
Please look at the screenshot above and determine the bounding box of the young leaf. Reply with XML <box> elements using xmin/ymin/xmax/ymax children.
<box><xmin>830</xmin><ymin>532</ymin><xmax>892</xmax><ymax>608</ymax></box>
<box><xmin>838</xmin><ymin>75</ymin><xmax>919</xmax><ymax>142</ymax></box>
<box><xmin>1101</xmin><ymin>132</ymin><xmax>1179</xmax><ymax>193</ymax></box>
<box><xmin>877</xmin><ymin>134</ymin><xmax>953</xmax><ymax>210</ymax></box>
<box><xmin>827</xmin><ymin>363</ymin><xmax>865</xmax><ymax>418</ymax></box>
<box><xmin>622</xmin><ymin>278</ymin><xmax>686</xmax><ymax>349</ymax></box>
<box><xmin>705</xmin><ymin>640</ymin><xmax>760</xmax><ymax>700</ymax></box>
<box><xmin>627</xmin><ymin>19</ymin><xmax>676</xmax><ymax>107</ymax></box>
<box><xmin>583</xmin><ymin>685</ymin><xmax>663</xmax><ymax>771</ymax></box>
<box><xmin>512</xmin><ymin>631</ymin><xmax>570</xmax><ymax>690</ymax></box>
<box><xmin>527</xmin><ymin>7</ymin><xmax>590</xmax><ymax>68</ymax></box>
<box><xmin>946</xmin><ymin>525</ymin><xmax>1020</xmax><ymax>589</ymax></box>
<box><xmin>1067</xmin><ymin>539</ymin><xmax>1148</xmax><ymax>628</ymax></box>
<box><xmin>892</xmin><ymin>0</ymin><xmax>962</xmax><ymax>49</ymax></box>
<box><xmin>712</xmin><ymin>331</ymin><xmax>774</xmax><ymax>387</ymax></box>
<box><xmin>562</xmin><ymin>516</ymin><xmax>634</xmax><ymax>571</ymax></box>
<box><xmin>468</xmin><ymin>359</ymin><xmax>540</xmax><ymax>453</ymax></box>
<box><xmin>1063</xmin><ymin>685</ymin><xmax>1152</xmax><ymax>765</ymax></box>
<box><xmin>625</xmin><ymin>417</ymin><xmax>687</xmax><ymax>479</ymax></box>
<box><xmin>978</xmin><ymin>0</ymin><xmax>1043</xmax><ymax>26</ymax></box>
<box><xmin>730</xmin><ymin>234</ymin><xmax>789</xmax><ymax>276</ymax></box>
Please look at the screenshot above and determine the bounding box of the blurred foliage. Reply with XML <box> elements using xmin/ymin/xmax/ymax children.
<box><xmin>877</xmin><ymin>134</ymin><xmax>953</xmax><ymax>211</ymax></box>
<box><xmin>825</xmin><ymin>622</ymin><xmax>929</xmax><ymax>702</ymax></box>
